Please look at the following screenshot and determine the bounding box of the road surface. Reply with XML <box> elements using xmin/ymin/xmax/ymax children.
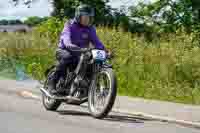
<box><xmin>0</xmin><ymin>84</ymin><xmax>200</xmax><ymax>133</ymax></box>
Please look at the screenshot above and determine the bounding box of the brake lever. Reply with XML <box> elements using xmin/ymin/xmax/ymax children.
<box><xmin>106</xmin><ymin>52</ymin><xmax>113</xmax><ymax>59</ymax></box>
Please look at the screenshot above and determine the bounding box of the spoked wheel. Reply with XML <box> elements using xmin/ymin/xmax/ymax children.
<box><xmin>88</xmin><ymin>68</ymin><xmax>117</xmax><ymax>119</ymax></box>
<box><xmin>42</xmin><ymin>68</ymin><xmax>61</xmax><ymax>111</ymax></box>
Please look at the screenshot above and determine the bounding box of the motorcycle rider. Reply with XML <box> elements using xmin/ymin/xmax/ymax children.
<box><xmin>48</xmin><ymin>4</ymin><xmax>108</xmax><ymax>95</ymax></box>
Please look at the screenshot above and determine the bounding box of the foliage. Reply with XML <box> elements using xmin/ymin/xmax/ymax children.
<box><xmin>0</xmin><ymin>17</ymin><xmax>48</xmax><ymax>27</ymax></box>
<box><xmin>10</xmin><ymin>0</ymin><xmax>197</xmax><ymax>34</ymax></box>
<box><xmin>192</xmin><ymin>0</ymin><xmax>200</xmax><ymax>9</ymax></box>
<box><xmin>129</xmin><ymin>0</ymin><xmax>193</xmax><ymax>33</ymax></box>
<box><xmin>24</xmin><ymin>16</ymin><xmax>49</xmax><ymax>26</ymax></box>
<box><xmin>0</xmin><ymin>31</ymin><xmax>56</xmax><ymax>81</ymax></box>
<box><xmin>35</xmin><ymin>17</ymin><xmax>67</xmax><ymax>43</ymax></box>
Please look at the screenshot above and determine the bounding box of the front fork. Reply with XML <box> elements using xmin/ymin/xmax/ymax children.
<box><xmin>74</xmin><ymin>54</ymin><xmax>85</xmax><ymax>75</ymax></box>
<box><xmin>69</xmin><ymin>55</ymin><xmax>105</xmax><ymax>97</ymax></box>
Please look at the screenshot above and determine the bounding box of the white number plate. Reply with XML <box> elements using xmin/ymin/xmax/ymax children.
<box><xmin>92</xmin><ymin>50</ymin><xmax>106</xmax><ymax>61</ymax></box>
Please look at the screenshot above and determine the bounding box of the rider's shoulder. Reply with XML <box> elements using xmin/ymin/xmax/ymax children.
<box><xmin>64</xmin><ymin>19</ymin><xmax>76</xmax><ymax>27</ymax></box>
<box><xmin>88</xmin><ymin>25</ymin><xmax>97</xmax><ymax>33</ymax></box>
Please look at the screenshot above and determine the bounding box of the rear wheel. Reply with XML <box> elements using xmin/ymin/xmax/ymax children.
<box><xmin>88</xmin><ymin>68</ymin><xmax>117</xmax><ymax>119</ymax></box>
<box><xmin>42</xmin><ymin>67</ymin><xmax>61</xmax><ymax>111</ymax></box>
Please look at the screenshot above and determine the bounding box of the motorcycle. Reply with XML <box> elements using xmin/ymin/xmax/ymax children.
<box><xmin>40</xmin><ymin>48</ymin><xmax>117</xmax><ymax>119</ymax></box>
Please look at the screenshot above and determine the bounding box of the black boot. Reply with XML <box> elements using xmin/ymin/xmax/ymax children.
<box><xmin>48</xmin><ymin>79</ymin><xmax>58</xmax><ymax>95</ymax></box>
<box><xmin>47</xmin><ymin>71</ymin><xmax>60</xmax><ymax>95</ymax></box>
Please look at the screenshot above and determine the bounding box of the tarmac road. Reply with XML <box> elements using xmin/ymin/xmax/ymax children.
<box><xmin>0</xmin><ymin>86</ymin><xmax>200</xmax><ymax>133</ymax></box>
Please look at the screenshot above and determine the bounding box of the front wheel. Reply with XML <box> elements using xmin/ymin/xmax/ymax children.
<box><xmin>88</xmin><ymin>68</ymin><xmax>117</xmax><ymax>119</ymax></box>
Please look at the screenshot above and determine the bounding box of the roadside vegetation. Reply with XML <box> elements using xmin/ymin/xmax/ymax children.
<box><xmin>1</xmin><ymin>0</ymin><xmax>200</xmax><ymax>104</ymax></box>
<box><xmin>1</xmin><ymin>17</ymin><xmax>200</xmax><ymax>104</ymax></box>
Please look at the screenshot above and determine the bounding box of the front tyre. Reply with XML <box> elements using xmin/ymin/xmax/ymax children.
<box><xmin>42</xmin><ymin>68</ymin><xmax>61</xmax><ymax>111</ymax></box>
<box><xmin>88</xmin><ymin>68</ymin><xmax>117</xmax><ymax>119</ymax></box>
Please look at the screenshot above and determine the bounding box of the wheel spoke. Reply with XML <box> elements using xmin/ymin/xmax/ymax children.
<box><xmin>90</xmin><ymin>72</ymin><xmax>111</xmax><ymax>113</ymax></box>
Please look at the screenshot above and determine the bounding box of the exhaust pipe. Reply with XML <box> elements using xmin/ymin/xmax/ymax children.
<box><xmin>40</xmin><ymin>87</ymin><xmax>53</xmax><ymax>98</ymax></box>
<box><xmin>40</xmin><ymin>87</ymin><xmax>70</xmax><ymax>100</ymax></box>
<box><xmin>40</xmin><ymin>87</ymin><xmax>86</xmax><ymax>104</ymax></box>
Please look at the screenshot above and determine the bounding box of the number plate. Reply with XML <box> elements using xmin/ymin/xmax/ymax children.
<box><xmin>92</xmin><ymin>50</ymin><xmax>106</xmax><ymax>61</ymax></box>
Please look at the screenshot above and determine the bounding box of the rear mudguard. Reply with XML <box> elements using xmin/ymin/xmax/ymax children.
<box><xmin>44</xmin><ymin>65</ymin><xmax>56</xmax><ymax>77</ymax></box>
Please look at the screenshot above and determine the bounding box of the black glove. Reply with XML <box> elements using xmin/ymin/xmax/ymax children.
<box><xmin>106</xmin><ymin>49</ymin><xmax>113</xmax><ymax>59</ymax></box>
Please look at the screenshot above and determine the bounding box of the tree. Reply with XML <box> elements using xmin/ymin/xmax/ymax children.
<box><xmin>24</xmin><ymin>16</ymin><xmax>48</xmax><ymax>26</ymax></box>
<box><xmin>51</xmin><ymin>0</ymin><xmax>112</xmax><ymax>25</ymax></box>
<box><xmin>0</xmin><ymin>20</ymin><xmax>9</xmax><ymax>25</ymax></box>
<box><xmin>192</xmin><ymin>0</ymin><xmax>200</xmax><ymax>9</ymax></box>
<box><xmin>129</xmin><ymin>0</ymin><xmax>193</xmax><ymax>33</ymax></box>
<box><xmin>11</xmin><ymin>0</ymin><xmax>129</xmax><ymax>27</ymax></box>
<box><xmin>8</xmin><ymin>20</ymin><xmax>23</xmax><ymax>25</ymax></box>
<box><xmin>11</xmin><ymin>0</ymin><xmax>111</xmax><ymax>21</ymax></box>
<box><xmin>0</xmin><ymin>19</ymin><xmax>23</xmax><ymax>25</ymax></box>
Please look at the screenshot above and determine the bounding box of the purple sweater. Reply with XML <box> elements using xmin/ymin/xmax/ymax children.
<box><xmin>58</xmin><ymin>19</ymin><xmax>105</xmax><ymax>52</ymax></box>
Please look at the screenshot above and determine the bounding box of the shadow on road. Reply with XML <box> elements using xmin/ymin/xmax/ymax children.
<box><xmin>57</xmin><ymin>110</ymin><xmax>90</xmax><ymax>116</ymax></box>
<box><xmin>105</xmin><ymin>115</ymin><xmax>149</xmax><ymax>123</ymax></box>
<box><xmin>56</xmin><ymin>110</ymin><xmax>152</xmax><ymax>124</ymax></box>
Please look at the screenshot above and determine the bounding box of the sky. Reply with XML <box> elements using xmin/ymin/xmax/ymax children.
<box><xmin>0</xmin><ymin>0</ymin><xmax>152</xmax><ymax>20</ymax></box>
<box><xmin>0</xmin><ymin>0</ymin><xmax>53</xmax><ymax>20</ymax></box>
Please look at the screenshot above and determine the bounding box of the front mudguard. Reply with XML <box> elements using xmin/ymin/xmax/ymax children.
<box><xmin>103</xmin><ymin>63</ymin><xmax>112</xmax><ymax>68</ymax></box>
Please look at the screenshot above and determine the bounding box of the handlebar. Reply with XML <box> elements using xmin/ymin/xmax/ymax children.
<box><xmin>70</xmin><ymin>48</ymin><xmax>93</xmax><ymax>53</ymax></box>
<box><xmin>81</xmin><ymin>48</ymin><xmax>114</xmax><ymax>59</ymax></box>
<box><xmin>80</xmin><ymin>48</ymin><xmax>93</xmax><ymax>53</ymax></box>
<box><xmin>71</xmin><ymin>48</ymin><xmax>114</xmax><ymax>59</ymax></box>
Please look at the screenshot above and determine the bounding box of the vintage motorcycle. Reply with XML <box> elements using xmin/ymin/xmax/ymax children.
<box><xmin>40</xmin><ymin>48</ymin><xmax>117</xmax><ymax>119</ymax></box>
